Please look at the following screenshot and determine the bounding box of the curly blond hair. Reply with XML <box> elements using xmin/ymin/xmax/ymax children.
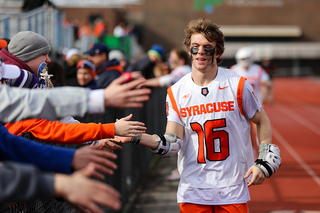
<box><xmin>183</xmin><ymin>18</ymin><xmax>225</xmax><ymax>65</ymax></box>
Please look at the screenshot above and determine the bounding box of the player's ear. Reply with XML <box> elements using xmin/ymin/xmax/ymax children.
<box><xmin>215</xmin><ymin>47</ymin><xmax>223</xmax><ymax>58</ymax></box>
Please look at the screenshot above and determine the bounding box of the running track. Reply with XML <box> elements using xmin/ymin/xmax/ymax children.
<box><xmin>248</xmin><ymin>77</ymin><xmax>320</xmax><ymax>212</ymax></box>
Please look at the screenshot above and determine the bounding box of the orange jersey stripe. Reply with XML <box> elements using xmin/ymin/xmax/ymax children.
<box><xmin>237</xmin><ymin>77</ymin><xmax>246</xmax><ymax>116</ymax></box>
<box><xmin>167</xmin><ymin>87</ymin><xmax>181</xmax><ymax>121</ymax></box>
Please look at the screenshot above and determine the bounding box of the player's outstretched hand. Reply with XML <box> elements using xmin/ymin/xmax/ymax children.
<box><xmin>115</xmin><ymin>114</ymin><xmax>146</xmax><ymax>137</ymax></box>
<box><xmin>104</xmin><ymin>75</ymin><xmax>151</xmax><ymax>108</ymax></box>
<box><xmin>54</xmin><ymin>163</ymin><xmax>121</xmax><ymax>213</ymax></box>
<box><xmin>244</xmin><ymin>165</ymin><xmax>266</xmax><ymax>187</ymax></box>
<box><xmin>114</xmin><ymin>135</ymin><xmax>131</xmax><ymax>144</ymax></box>
<box><xmin>71</xmin><ymin>146</ymin><xmax>117</xmax><ymax>179</ymax></box>
<box><xmin>96</xmin><ymin>138</ymin><xmax>123</xmax><ymax>152</ymax></box>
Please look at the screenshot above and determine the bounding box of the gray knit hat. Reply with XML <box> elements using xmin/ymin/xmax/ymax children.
<box><xmin>8</xmin><ymin>31</ymin><xmax>51</xmax><ymax>62</ymax></box>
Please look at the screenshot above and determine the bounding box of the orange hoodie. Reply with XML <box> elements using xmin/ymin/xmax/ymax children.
<box><xmin>5</xmin><ymin>118</ymin><xmax>115</xmax><ymax>144</ymax></box>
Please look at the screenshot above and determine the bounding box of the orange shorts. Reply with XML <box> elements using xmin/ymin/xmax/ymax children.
<box><xmin>179</xmin><ymin>202</ymin><xmax>248</xmax><ymax>213</ymax></box>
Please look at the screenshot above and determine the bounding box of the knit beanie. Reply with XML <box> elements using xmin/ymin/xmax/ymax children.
<box><xmin>77</xmin><ymin>59</ymin><xmax>97</xmax><ymax>79</ymax></box>
<box><xmin>148</xmin><ymin>44</ymin><xmax>164</xmax><ymax>61</ymax></box>
<box><xmin>8</xmin><ymin>31</ymin><xmax>51</xmax><ymax>62</ymax></box>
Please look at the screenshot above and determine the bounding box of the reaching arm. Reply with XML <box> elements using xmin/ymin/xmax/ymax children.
<box><xmin>0</xmin><ymin>162</ymin><xmax>54</xmax><ymax>203</ymax></box>
<box><xmin>118</xmin><ymin>121</ymin><xmax>184</xmax><ymax>157</ymax></box>
<box><xmin>0</xmin><ymin>124</ymin><xmax>119</xmax><ymax>176</ymax></box>
<box><xmin>5</xmin><ymin>114</ymin><xmax>146</xmax><ymax>144</ymax></box>
<box><xmin>5</xmin><ymin>119</ymin><xmax>115</xmax><ymax>144</ymax></box>
<box><xmin>0</xmin><ymin>85</ymin><xmax>90</xmax><ymax>123</ymax></box>
<box><xmin>0</xmin><ymin>124</ymin><xmax>75</xmax><ymax>174</ymax></box>
<box><xmin>142</xmin><ymin>77</ymin><xmax>161</xmax><ymax>87</ymax></box>
<box><xmin>0</xmin><ymin>75</ymin><xmax>151</xmax><ymax>123</ymax></box>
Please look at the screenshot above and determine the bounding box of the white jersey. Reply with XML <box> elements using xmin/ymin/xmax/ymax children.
<box><xmin>159</xmin><ymin>65</ymin><xmax>192</xmax><ymax>87</ymax></box>
<box><xmin>166</xmin><ymin>67</ymin><xmax>261</xmax><ymax>205</ymax></box>
<box><xmin>230</xmin><ymin>63</ymin><xmax>269</xmax><ymax>104</ymax></box>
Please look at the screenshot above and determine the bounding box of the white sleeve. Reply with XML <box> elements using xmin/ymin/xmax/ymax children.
<box><xmin>87</xmin><ymin>89</ymin><xmax>105</xmax><ymax>114</ymax></box>
<box><xmin>242</xmin><ymin>80</ymin><xmax>262</xmax><ymax>119</ymax></box>
<box><xmin>159</xmin><ymin>75</ymin><xmax>173</xmax><ymax>87</ymax></box>
<box><xmin>170</xmin><ymin>66</ymin><xmax>192</xmax><ymax>85</ymax></box>
<box><xmin>159</xmin><ymin>66</ymin><xmax>191</xmax><ymax>87</ymax></box>
<box><xmin>166</xmin><ymin>94</ymin><xmax>184</xmax><ymax>127</ymax></box>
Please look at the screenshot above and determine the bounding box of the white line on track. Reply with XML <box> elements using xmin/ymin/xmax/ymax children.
<box><xmin>304</xmin><ymin>106</ymin><xmax>320</xmax><ymax>117</ymax></box>
<box><xmin>272</xmin><ymin>126</ymin><xmax>320</xmax><ymax>187</ymax></box>
<box><xmin>276</xmin><ymin>104</ymin><xmax>320</xmax><ymax>137</ymax></box>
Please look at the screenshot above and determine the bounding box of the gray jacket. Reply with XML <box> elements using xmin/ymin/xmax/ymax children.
<box><xmin>0</xmin><ymin>84</ymin><xmax>92</xmax><ymax>123</ymax></box>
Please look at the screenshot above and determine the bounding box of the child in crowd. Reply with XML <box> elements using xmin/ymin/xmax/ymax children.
<box><xmin>76</xmin><ymin>59</ymin><xmax>98</xmax><ymax>89</ymax></box>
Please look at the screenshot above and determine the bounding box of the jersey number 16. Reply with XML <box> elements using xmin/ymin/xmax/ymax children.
<box><xmin>191</xmin><ymin>118</ymin><xmax>230</xmax><ymax>163</ymax></box>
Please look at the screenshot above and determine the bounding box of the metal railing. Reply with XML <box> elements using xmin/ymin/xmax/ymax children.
<box><xmin>0</xmin><ymin>6</ymin><xmax>74</xmax><ymax>51</ymax></box>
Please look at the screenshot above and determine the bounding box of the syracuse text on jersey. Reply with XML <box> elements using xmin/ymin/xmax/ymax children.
<box><xmin>180</xmin><ymin>101</ymin><xmax>235</xmax><ymax>117</ymax></box>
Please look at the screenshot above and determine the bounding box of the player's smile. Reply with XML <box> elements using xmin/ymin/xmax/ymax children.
<box><xmin>196</xmin><ymin>57</ymin><xmax>206</xmax><ymax>63</ymax></box>
<box><xmin>193</xmin><ymin>52</ymin><xmax>213</xmax><ymax>70</ymax></box>
<box><xmin>194</xmin><ymin>57</ymin><xmax>210</xmax><ymax>70</ymax></box>
<box><xmin>196</xmin><ymin>55</ymin><xmax>207</xmax><ymax>60</ymax></box>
